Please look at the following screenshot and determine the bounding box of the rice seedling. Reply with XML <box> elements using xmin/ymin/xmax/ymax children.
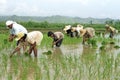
<box><xmin>42</xmin><ymin>50</ymin><xmax>52</xmax><ymax>55</ymax></box>
<box><xmin>87</xmin><ymin>38</ymin><xmax>97</xmax><ymax>48</ymax></box>
<box><xmin>63</xmin><ymin>35</ymin><xmax>82</xmax><ymax>45</ymax></box>
<box><xmin>99</xmin><ymin>45</ymin><xmax>106</xmax><ymax>51</ymax></box>
<box><xmin>114</xmin><ymin>45</ymin><xmax>120</xmax><ymax>49</ymax></box>
<box><xmin>0</xmin><ymin>32</ymin><xmax>120</xmax><ymax>80</ymax></box>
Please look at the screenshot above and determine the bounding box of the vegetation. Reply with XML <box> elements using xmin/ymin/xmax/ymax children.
<box><xmin>0</xmin><ymin>15</ymin><xmax>120</xmax><ymax>31</ymax></box>
<box><xmin>0</xmin><ymin>19</ymin><xmax>120</xmax><ymax>79</ymax></box>
<box><xmin>0</xmin><ymin>32</ymin><xmax>120</xmax><ymax>80</ymax></box>
<box><xmin>1</xmin><ymin>22</ymin><xmax>120</xmax><ymax>33</ymax></box>
<box><xmin>1</xmin><ymin>52</ymin><xmax>120</xmax><ymax>80</ymax></box>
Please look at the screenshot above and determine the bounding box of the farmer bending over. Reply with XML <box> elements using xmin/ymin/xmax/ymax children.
<box><xmin>105</xmin><ymin>24</ymin><xmax>118</xmax><ymax>38</ymax></box>
<box><xmin>6</xmin><ymin>20</ymin><xmax>28</xmax><ymax>55</ymax></box>
<box><xmin>80</xmin><ymin>27</ymin><xmax>95</xmax><ymax>44</ymax></box>
<box><xmin>10</xmin><ymin>31</ymin><xmax>43</xmax><ymax>57</ymax></box>
<box><xmin>48</xmin><ymin>31</ymin><xmax>64</xmax><ymax>47</ymax></box>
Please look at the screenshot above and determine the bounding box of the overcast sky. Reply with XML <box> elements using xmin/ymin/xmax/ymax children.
<box><xmin>0</xmin><ymin>0</ymin><xmax>120</xmax><ymax>19</ymax></box>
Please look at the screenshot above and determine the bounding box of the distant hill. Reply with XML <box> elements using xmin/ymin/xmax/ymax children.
<box><xmin>0</xmin><ymin>15</ymin><xmax>114</xmax><ymax>24</ymax></box>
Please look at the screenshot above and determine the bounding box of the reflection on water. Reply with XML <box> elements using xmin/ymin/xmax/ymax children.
<box><xmin>4</xmin><ymin>33</ymin><xmax>118</xmax><ymax>60</ymax></box>
<box><xmin>82</xmin><ymin>45</ymin><xmax>96</xmax><ymax>54</ymax></box>
<box><xmin>46</xmin><ymin>47</ymin><xmax>63</xmax><ymax>59</ymax></box>
<box><xmin>6</xmin><ymin>57</ymin><xmax>38</xmax><ymax>80</ymax></box>
<box><xmin>52</xmin><ymin>47</ymin><xmax>63</xmax><ymax>55</ymax></box>
<box><xmin>1</xmin><ymin>33</ymin><xmax>120</xmax><ymax>80</ymax></box>
<box><xmin>99</xmin><ymin>43</ymin><xmax>120</xmax><ymax>58</ymax></box>
<box><xmin>6</xmin><ymin>57</ymin><xmax>37</xmax><ymax>80</ymax></box>
<box><xmin>27</xmin><ymin>33</ymin><xmax>120</xmax><ymax>57</ymax></box>
<box><xmin>38</xmin><ymin>41</ymin><xmax>120</xmax><ymax>57</ymax></box>
<box><xmin>61</xmin><ymin>44</ymin><xmax>83</xmax><ymax>56</ymax></box>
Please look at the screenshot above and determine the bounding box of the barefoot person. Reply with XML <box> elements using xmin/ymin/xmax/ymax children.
<box><xmin>10</xmin><ymin>31</ymin><xmax>43</xmax><ymax>57</ymax></box>
<box><xmin>47</xmin><ymin>31</ymin><xmax>64</xmax><ymax>47</ymax></box>
<box><xmin>6</xmin><ymin>20</ymin><xmax>28</xmax><ymax>55</ymax></box>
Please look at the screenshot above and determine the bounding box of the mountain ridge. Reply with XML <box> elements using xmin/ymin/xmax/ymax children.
<box><xmin>0</xmin><ymin>15</ymin><xmax>115</xmax><ymax>24</ymax></box>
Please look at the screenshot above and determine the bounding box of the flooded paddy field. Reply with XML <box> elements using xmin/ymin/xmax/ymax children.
<box><xmin>1</xmin><ymin>32</ymin><xmax>120</xmax><ymax>80</ymax></box>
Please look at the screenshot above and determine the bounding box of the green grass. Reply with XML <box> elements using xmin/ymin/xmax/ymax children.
<box><xmin>63</xmin><ymin>35</ymin><xmax>82</xmax><ymax>44</ymax></box>
<box><xmin>40</xmin><ymin>33</ymin><xmax>83</xmax><ymax>48</ymax></box>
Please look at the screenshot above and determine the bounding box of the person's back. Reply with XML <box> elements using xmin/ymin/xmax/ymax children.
<box><xmin>79</xmin><ymin>27</ymin><xmax>95</xmax><ymax>44</ymax></box>
<box><xmin>10</xmin><ymin>23</ymin><xmax>27</xmax><ymax>35</ymax></box>
<box><xmin>105</xmin><ymin>24</ymin><xmax>117</xmax><ymax>38</ymax></box>
<box><xmin>109</xmin><ymin>26</ymin><xmax>115</xmax><ymax>32</ymax></box>
<box><xmin>48</xmin><ymin>31</ymin><xmax>64</xmax><ymax>47</ymax></box>
<box><xmin>26</xmin><ymin>31</ymin><xmax>43</xmax><ymax>46</ymax></box>
<box><xmin>54</xmin><ymin>32</ymin><xmax>64</xmax><ymax>39</ymax></box>
<box><xmin>85</xmin><ymin>27</ymin><xmax>95</xmax><ymax>37</ymax></box>
<box><xmin>6</xmin><ymin>20</ymin><xmax>28</xmax><ymax>42</ymax></box>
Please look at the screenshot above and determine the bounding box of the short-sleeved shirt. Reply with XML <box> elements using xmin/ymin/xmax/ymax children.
<box><xmin>10</xmin><ymin>23</ymin><xmax>27</xmax><ymax>35</ymax></box>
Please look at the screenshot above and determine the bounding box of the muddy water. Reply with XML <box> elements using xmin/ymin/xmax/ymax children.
<box><xmin>38</xmin><ymin>43</ymin><xmax>120</xmax><ymax>57</ymax></box>
<box><xmin>37</xmin><ymin>33</ymin><xmax>120</xmax><ymax>57</ymax></box>
<box><xmin>39</xmin><ymin>44</ymin><xmax>96</xmax><ymax>56</ymax></box>
<box><xmin>2</xmin><ymin>33</ymin><xmax>119</xmax><ymax>57</ymax></box>
<box><xmin>1</xmin><ymin>33</ymin><xmax>120</xmax><ymax>80</ymax></box>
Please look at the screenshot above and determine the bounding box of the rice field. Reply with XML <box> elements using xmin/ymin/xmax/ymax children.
<box><xmin>0</xmin><ymin>32</ymin><xmax>120</xmax><ymax>80</ymax></box>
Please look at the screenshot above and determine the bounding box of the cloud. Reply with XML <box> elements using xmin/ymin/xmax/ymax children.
<box><xmin>0</xmin><ymin>0</ymin><xmax>7</xmax><ymax>14</ymax></box>
<box><xmin>11</xmin><ymin>3</ymin><xmax>40</xmax><ymax>16</ymax></box>
<box><xmin>39</xmin><ymin>0</ymin><xmax>89</xmax><ymax>6</ymax></box>
<box><xmin>0</xmin><ymin>0</ymin><xmax>6</xmax><ymax>4</ymax></box>
<box><xmin>0</xmin><ymin>0</ymin><xmax>120</xmax><ymax>19</ymax></box>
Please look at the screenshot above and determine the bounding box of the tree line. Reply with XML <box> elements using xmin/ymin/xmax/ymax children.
<box><xmin>0</xmin><ymin>20</ymin><xmax>120</xmax><ymax>31</ymax></box>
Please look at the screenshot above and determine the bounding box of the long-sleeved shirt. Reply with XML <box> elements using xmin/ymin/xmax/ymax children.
<box><xmin>10</xmin><ymin>23</ymin><xmax>27</xmax><ymax>35</ymax></box>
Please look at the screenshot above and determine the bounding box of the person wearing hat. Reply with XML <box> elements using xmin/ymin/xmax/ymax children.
<box><xmin>48</xmin><ymin>31</ymin><xmax>64</xmax><ymax>47</ymax></box>
<box><xmin>105</xmin><ymin>24</ymin><xmax>118</xmax><ymax>38</ymax></box>
<box><xmin>10</xmin><ymin>31</ymin><xmax>43</xmax><ymax>57</ymax></box>
<box><xmin>80</xmin><ymin>27</ymin><xmax>95</xmax><ymax>44</ymax></box>
<box><xmin>6</xmin><ymin>20</ymin><xmax>28</xmax><ymax>43</ymax></box>
<box><xmin>6</xmin><ymin>20</ymin><xmax>28</xmax><ymax>56</ymax></box>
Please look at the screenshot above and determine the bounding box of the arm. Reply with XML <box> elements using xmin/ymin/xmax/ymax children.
<box><xmin>8</xmin><ymin>34</ymin><xmax>17</xmax><ymax>42</ymax></box>
<box><xmin>8</xmin><ymin>26</ymin><xmax>18</xmax><ymax>42</ymax></box>
<box><xmin>53</xmin><ymin>34</ymin><xmax>63</xmax><ymax>45</ymax></box>
<box><xmin>54</xmin><ymin>38</ymin><xmax>62</xmax><ymax>44</ymax></box>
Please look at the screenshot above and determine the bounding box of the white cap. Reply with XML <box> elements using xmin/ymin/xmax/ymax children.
<box><xmin>6</xmin><ymin>20</ymin><xmax>14</xmax><ymax>26</ymax></box>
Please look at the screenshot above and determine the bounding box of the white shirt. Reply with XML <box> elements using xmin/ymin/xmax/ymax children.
<box><xmin>26</xmin><ymin>31</ymin><xmax>43</xmax><ymax>45</ymax></box>
<box><xmin>10</xmin><ymin>23</ymin><xmax>28</xmax><ymax>35</ymax></box>
<box><xmin>17</xmin><ymin>31</ymin><xmax>43</xmax><ymax>48</ymax></box>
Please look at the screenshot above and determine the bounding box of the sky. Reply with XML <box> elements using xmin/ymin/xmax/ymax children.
<box><xmin>0</xmin><ymin>0</ymin><xmax>120</xmax><ymax>19</ymax></box>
